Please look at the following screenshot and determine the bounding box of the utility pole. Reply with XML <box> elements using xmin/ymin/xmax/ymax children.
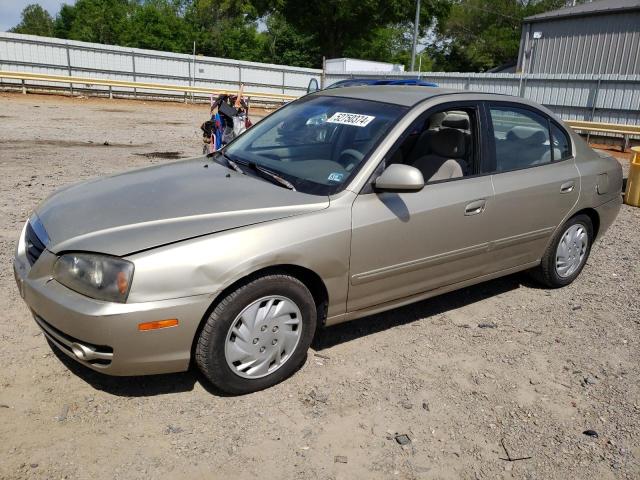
<box><xmin>410</xmin><ymin>0</ymin><xmax>421</xmax><ymax>72</ymax></box>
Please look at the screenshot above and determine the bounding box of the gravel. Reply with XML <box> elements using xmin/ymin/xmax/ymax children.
<box><xmin>0</xmin><ymin>92</ymin><xmax>638</xmax><ymax>479</ymax></box>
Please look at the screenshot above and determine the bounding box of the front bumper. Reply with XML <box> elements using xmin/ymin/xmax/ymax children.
<box><xmin>14</xmin><ymin>246</ymin><xmax>214</xmax><ymax>376</ymax></box>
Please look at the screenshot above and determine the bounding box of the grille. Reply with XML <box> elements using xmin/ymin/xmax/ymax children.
<box><xmin>25</xmin><ymin>222</ymin><xmax>46</xmax><ymax>265</ymax></box>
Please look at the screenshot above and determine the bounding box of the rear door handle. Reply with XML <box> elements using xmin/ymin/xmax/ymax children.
<box><xmin>465</xmin><ymin>199</ymin><xmax>486</xmax><ymax>216</ymax></box>
<box><xmin>560</xmin><ymin>181</ymin><xmax>575</xmax><ymax>193</ymax></box>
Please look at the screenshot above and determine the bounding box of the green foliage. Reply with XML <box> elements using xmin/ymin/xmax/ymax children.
<box><xmin>10</xmin><ymin>4</ymin><xmax>55</xmax><ymax>37</ymax></box>
<box><xmin>183</xmin><ymin>0</ymin><xmax>265</xmax><ymax>60</ymax></box>
<box><xmin>119</xmin><ymin>0</ymin><xmax>191</xmax><ymax>52</ymax></box>
<box><xmin>53</xmin><ymin>0</ymin><xmax>132</xmax><ymax>45</ymax></box>
<box><xmin>260</xmin><ymin>14</ymin><xmax>319</xmax><ymax>68</ymax></box>
<box><xmin>430</xmin><ymin>0</ymin><xmax>582</xmax><ymax>72</ymax></box>
<box><xmin>256</xmin><ymin>0</ymin><xmax>451</xmax><ymax>69</ymax></box>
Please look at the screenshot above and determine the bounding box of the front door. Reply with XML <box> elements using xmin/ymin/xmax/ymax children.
<box><xmin>347</xmin><ymin>102</ymin><xmax>496</xmax><ymax>312</ymax></box>
<box><xmin>348</xmin><ymin>178</ymin><xmax>495</xmax><ymax>311</ymax></box>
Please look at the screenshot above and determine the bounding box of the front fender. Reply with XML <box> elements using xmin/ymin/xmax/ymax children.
<box><xmin>127</xmin><ymin>200</ymin><xmax>353</xmax><ymax>319</ymax></box>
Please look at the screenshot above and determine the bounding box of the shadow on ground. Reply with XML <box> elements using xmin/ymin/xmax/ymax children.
<box><xmin>312</xmin><ymin>272</ymin><xmax>536</xmax><ymax>351</ymax></box>
<box><xmin>48</xmin><ymin>272</ymin><xmax>537</xmax><ymax>397</ymax></box>
<box><xmin>49</xmin><ymin>342</ymin><xmax>233</xmax><ymax>397</ymax></box>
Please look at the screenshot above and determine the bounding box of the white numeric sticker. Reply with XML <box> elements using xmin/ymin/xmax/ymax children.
<box><xmin>326</xmin><ymin>112</ymin><xmax>375</xmax><ymax>127</ymax></box>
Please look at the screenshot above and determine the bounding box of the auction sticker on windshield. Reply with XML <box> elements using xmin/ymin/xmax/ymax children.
<box><xmin>326</xmin><ymin>112</ymin><xmax>375</xmax><ymax>127</ymax></box>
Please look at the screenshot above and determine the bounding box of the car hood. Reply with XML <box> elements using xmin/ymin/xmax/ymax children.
<box><xmin>34</xmin><ymin>157</ymin><xmax>329</xmax><ymax>256</ymax></box>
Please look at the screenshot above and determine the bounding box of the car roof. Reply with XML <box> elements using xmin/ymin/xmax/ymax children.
<box><xmin>313</xmin><ymin>85</ymin><xmax>548</xmax><ymax>112</ymax></box>
<box><xmin>328</xmin><ymin>78</ymin><xmax>438</xmax><ymax>88</ymax></box>
<box><xmin>314</xmin><ymin>85</ymin><xmax>467</xmax><ymax>107</ymax></box>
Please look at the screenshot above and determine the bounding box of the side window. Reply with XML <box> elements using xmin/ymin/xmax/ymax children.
<box><xmin>386</xmin><ymin>107</ymin><xmax>477</xmax><ymax>183</ymax></box>
<box><xmin>550</xmin><ymin>122</ymin><xmax>572</xmax><ymax>160</ymax></box>
<box><xmin>489</xmin><ymin>107</ymin><xmax>551</xmax><ymax>172</ymax></box>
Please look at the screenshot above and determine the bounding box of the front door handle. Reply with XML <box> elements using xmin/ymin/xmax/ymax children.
<box><xmin>465</xmin><ymin>199</ymin><xmax>486</xmax><ymax>216</ymax></box>
<box><xmin>560</xmin><ymin>180</ymin><xmax>575</xmax><ymax>193</ymax></box>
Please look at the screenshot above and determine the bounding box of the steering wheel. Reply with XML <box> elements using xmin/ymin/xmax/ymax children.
<box><xmin>338</xmin><ymin>149</ymin><xmax>364</xmax><ymax>171</ymax></box>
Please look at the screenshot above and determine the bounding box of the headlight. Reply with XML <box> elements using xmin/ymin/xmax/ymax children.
<box><xmin>53</xmin><ymin>253</ymin><xmax>134</xmax><ymax>303</ymax></box>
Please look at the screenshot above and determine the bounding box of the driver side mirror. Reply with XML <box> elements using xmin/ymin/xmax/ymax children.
<box><xmin>374</xmin><ymin>164</ymin><xmax>424</xmax><ymax>192</ymax></box>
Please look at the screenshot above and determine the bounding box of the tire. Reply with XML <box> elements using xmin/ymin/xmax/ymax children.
<box><xmin>532</xmin><ymin>214</ymin><xmax>594</xmax><ymax>288</ymax></box>
<box><xmin>195</xmin><ymin>274</ymin><xmax>317</xmax><ymax>394</ymax></box>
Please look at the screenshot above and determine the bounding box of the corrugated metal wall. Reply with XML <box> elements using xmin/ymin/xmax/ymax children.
<box><xmin>0</xmin><ymin>32</ymin><xmax>322</xmax><ymax>98</ymax></box>
<box><xmin>518</xmin><ymin>11</ymin><xmax>640</xmax><ymax>75</ymax></box>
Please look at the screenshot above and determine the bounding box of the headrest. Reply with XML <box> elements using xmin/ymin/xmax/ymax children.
<box><xmin>428</xmin><ymin>128</ymin><xmax>467</xmax><ymax>159</ymax></box>
<box><xmin>442</xmin><ymin>113</ymin><xmax>470</xmax><ymax>130</ymax></box>
<box><xmin>506</xmin><ymin>126</ymin><xmax>546</xmax><ymax>145</ymax></box>
<box><xmin>428</xmin><ymin>112</ymin><xmax>447</xmax><ymax>129</ymax></box>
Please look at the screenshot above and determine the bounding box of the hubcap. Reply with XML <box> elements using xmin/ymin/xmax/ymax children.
<box><xmin>555</xmin><ymin>223</ymin><xmax>588</xmax><ymax>278</ymax></box>
<box><xmin>224</xmin><ymin>296</ymin><xmax>302</xmax><ymax>379</ymax></box>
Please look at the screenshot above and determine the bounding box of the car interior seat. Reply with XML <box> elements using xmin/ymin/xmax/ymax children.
<box><xmin>412</xmin><ymin>128</ymin><xmax>468</xmax><ymax>182</ymax></box>
<box><xmin>403</xmin><ymin>112</ymin><xmax>447</xmax><ymax>165</ymax></box>
<box><xmin>497</xmin><ymin>126</ymin><xmax>549</xmax><ymax>171</ymax></box>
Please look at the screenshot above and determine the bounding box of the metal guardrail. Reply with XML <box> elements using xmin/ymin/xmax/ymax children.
<box><xmin>566</xmin><ymin>120</ymin><xmax>640</xmax><ymax>151</ymax></box>
<box><xmin>0</xmin><ymin>70</ymin><xmax>299</xmax><ymax>103</ymax></box>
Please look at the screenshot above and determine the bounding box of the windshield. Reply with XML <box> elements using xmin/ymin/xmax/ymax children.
<box><xmin>225</xmin><ymin>95</ymin><xmax>407</xmax><ymax>195</ymax></box>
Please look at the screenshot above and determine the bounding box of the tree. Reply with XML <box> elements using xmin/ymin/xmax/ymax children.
<box><xmin>52</xmin><ymin>0</ymin><xmax>132</xmax><ymax>45</ymax></box>
<box><xmin>119</xmin><ymin>0</ymin><xmax>191</xmax><ymax>52</ymax></box>
<box><xmin>344</xmin><ymin>24</ymin><xmax>415</xmax><ymax>68</ymax></box>
<box><xmin>183</xmin><ymin>0</ymin><xmax>265</xmax><ymax>60</ymax></box>
<box><xmin>10</xmin><ymin>4</ymin><xmax>55</xmax><ymax>37</ymax></box>
<box><xmin>253</xmin><ymin>0</ymin><xmax>448</xmax><ymax>66</ymax></box>
<box><xmin>260</xmin><ymin>14</ymin><xmax>319</xmax><ymax>68</ymax></box>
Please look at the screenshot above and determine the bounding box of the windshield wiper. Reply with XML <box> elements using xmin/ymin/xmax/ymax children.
<box><xmin>211</xmin><ymin>151</ymin><xmax>244</xmax><ymax>175</ymax></box>
<box><xmin>243</xmin><ymin>161</ymin><xmax>296</xmax><ymax>191</ymax></box>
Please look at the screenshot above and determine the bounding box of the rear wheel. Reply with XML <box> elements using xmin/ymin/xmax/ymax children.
<box><xmin>533</xmin><ymin>214</ymin><xmax>593</xmax><ymax>288</ymax></box>
<box><xmin>195</xmin><ymin>274</ymin><xmax>316</xmax><ymax>394</ymax></box>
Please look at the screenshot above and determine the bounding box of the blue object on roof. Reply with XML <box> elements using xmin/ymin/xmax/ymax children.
<box><xmin>326</xmin><ymin>78</ymin><xmax>438</xmax><ymax>89</ymax></box>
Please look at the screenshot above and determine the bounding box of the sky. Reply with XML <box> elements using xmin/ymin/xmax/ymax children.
<box><xmin>0</xmin><ymin>0</ymin><xmax>74</xmax><ymax>31</ymax></box>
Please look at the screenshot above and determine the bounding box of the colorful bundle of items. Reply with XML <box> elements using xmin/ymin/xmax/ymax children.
<box><xmin>201</xmin><ymin>85</ymin><xmax>253</xmax><ymax>154</ymax></box>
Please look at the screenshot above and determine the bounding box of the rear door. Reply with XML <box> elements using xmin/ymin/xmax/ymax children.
<box><xmin>484</xmin><ymin>103</ymin><xmax>580</xmax><ymax>270</ymax></box>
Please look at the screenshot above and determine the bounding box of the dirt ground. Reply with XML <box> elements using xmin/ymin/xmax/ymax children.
<box><xmin>0</xmin><ymin>92</ymin><xmax>638</xmax><ymax>480</ymax></box>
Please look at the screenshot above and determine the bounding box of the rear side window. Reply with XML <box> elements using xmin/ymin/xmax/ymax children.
<box><xmin>489</xmin><ymin>107</ymin><xmax>552</xmax><ymax>172</ymax></box>
<box><xmin>551</xmin><ymin>122</ymin><xmax>572</xmax><ymax>160</ymax></box>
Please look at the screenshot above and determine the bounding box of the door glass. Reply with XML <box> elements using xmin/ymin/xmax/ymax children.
<box><xmin>550</xmin><ymin>122</ymin><xmax>572</xmax><ymax>161</ymax></box>
<box><xmin>307</xmin><ymin>78</ymin><xmax>319</xmax><ymax>94</ymax></box>
<box><xmin>490</xmin><ymin>107</ymin><xmax>551</xmax><ymax>172</ymax></box>
<box><xmin>387</xmin><ymin>108</ymin><xmax>476</xmax><ymax>183</ymax></box>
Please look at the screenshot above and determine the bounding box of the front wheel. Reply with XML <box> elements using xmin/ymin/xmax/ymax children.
<box><xmin>195</xmin><ymin>274</ymin><xmax>317</xmax><ymax>394</ymax></box>
<box><xmin>533</xmin><ymin>214</ymin><xmax>594</xmax><ymax>288</ymax></box>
